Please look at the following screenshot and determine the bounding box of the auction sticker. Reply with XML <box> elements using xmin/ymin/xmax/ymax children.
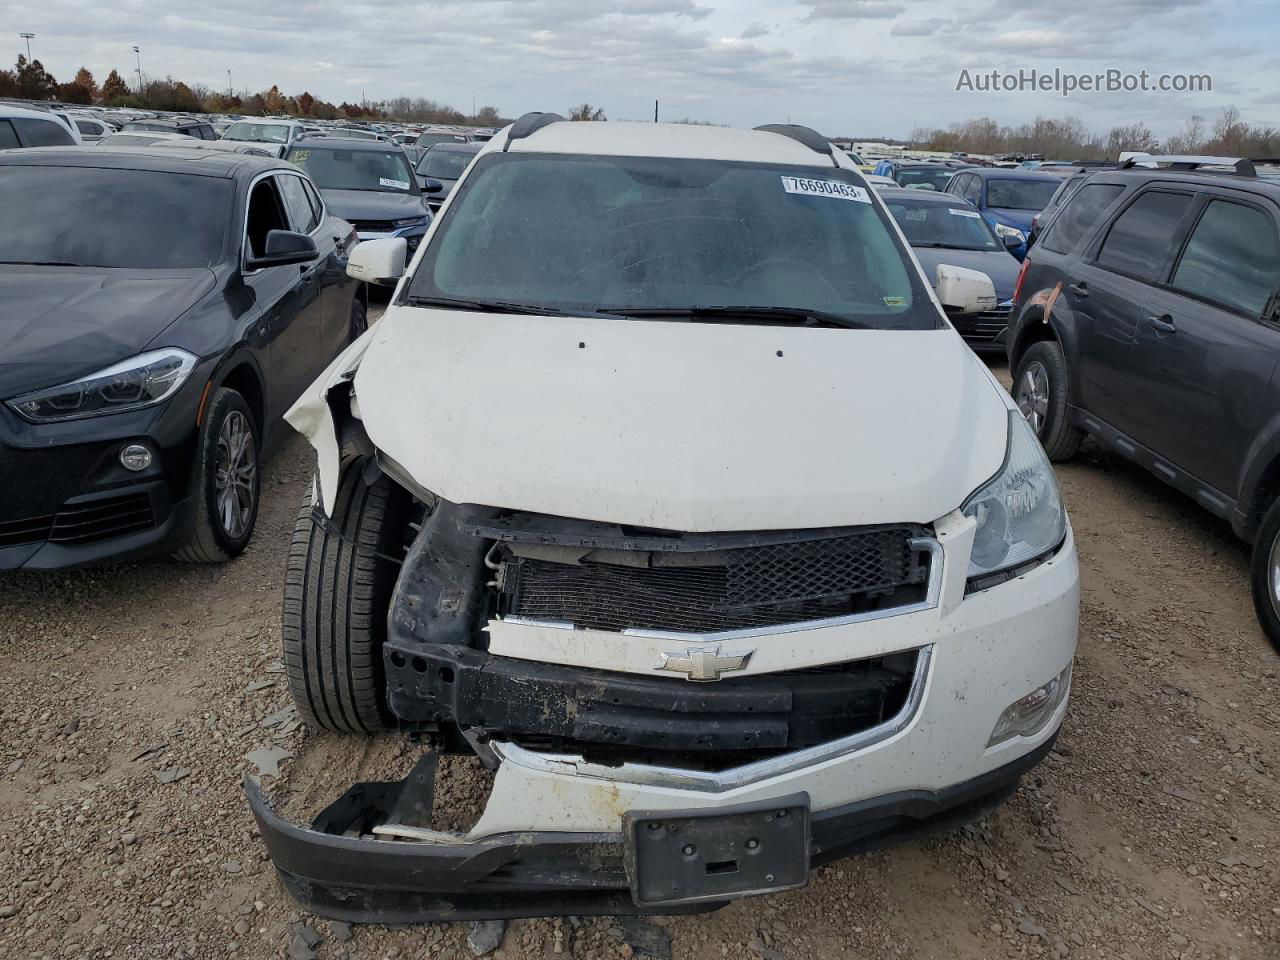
<box><xmin>948</xmin><ymin>208</ymin><xmax>982</xmax><ymax>218</ymax></box>
<box><xmin>379</xmin><ymin>177</ymin><xmax>411</xmax><ymax>190</ymax></box>
<box><xmin>781</xmin><ymin>177</ymin><xmax>870</xmax><ymax>203</ymax></box>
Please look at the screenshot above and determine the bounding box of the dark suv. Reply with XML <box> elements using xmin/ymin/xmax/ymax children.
<box><xmin>1006</xmin><ymin>156</ymin><xmax>1280</xmax><ymax>651</ymax></box>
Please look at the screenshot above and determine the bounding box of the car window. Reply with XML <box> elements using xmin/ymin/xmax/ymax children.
<box><xmin>277</xmin><ymin>174</ymin><xmax>320</xmax><ymax>233</ymax></box>
<box><xmin>301</xmin><ymin>178</ymin><xmax>325</xmax><ymax>225</ymax></box>
<box><xmin>1171</xmin><ymin>199</ymin><xmax>1280</xmax><ymax>316</ymax></box>
<box><xmin>894</xmin><ymin>167</ymin><xmax>952</xmax><ymax>192</ymax></box>
<box><xmin>1096</xmin><ymin>191</ymin><xmax>1193</xmax><ymax>282</ymax></box>
<box><xmin>0</xmin><ymin>119</ymin><xmax>19</xmax><ymax>150</ymax></box>
<box><xmin>244</xmin><ymin>177</ymin><xmax>291</xmax><ymax>260</ymax></box>
<box><xmin>74</xmin><ymin>119</ymin><xmax>99</xmax><ymax>135</ymax></box>
<box><xmin>963</xmin><ymin>176</ymin><xmax>982</xmax><ymax>204</ymax></box>
<box><xmin>1041</xmin><ymin>184</ymin><xmax>1125</xmax><ymax>254</ymax></box>
<box><xmin>418</xmin><ymin>148</ymin><xmax>477</xmax><ymax>179</ymax></box>
<box><xmin>986</xmin><ymin>178</ymin><xmax>1058</xmax><ymax>210</ymax></box>
<box><xmin>286</xmin><ymin>145</ymin><xmax>418</xmax><ymax>194</ymax></box>
<box><xmin>412</xmin><ymin>153</ymin><xmax>939</xmax><ymax>331</ymax></box>
<box><xmin>12</xmin><ymin>117</ymin><xmax>74</xmax><ymax>147</ymax></box>
<box><xmin>885</xmin><ymin>199</ymin><xmax>1000</xmax><ymax>251</ymax></box>
<box><xmin>0</xmin><ymin>166</ymin><xmax>230</xmax><ymax>268</ymax></box>
<box><xmin>224</xmin><ymin>122</ymin><xmax>290</xmax><ymax>144</ymax></box>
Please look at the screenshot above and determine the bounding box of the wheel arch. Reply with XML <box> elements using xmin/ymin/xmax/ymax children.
<box><xmin>1236</xmin><ymin>424</ymin><xmax>1280</xmax><ymax>543</ymax></box>
<box><xmin>210</xmin><ymin>355</ymin><xmax>267</xmax><ymax>441</ymax></box>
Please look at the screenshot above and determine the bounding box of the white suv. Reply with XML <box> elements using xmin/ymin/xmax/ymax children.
<box><xmin>250</xmin><ymin>115</ymin><xmax>1079</xmax><ymax>921</ymax></box>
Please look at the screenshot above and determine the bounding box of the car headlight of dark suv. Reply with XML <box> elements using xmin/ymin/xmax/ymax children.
<box><xmin>6</xmin><ymin>348</ymin><xmax>197</xmax><ymax>423</ymax></box>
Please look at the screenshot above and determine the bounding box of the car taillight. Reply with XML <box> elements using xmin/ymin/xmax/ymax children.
<box><xmin>1012</xmin><ymin>257</ymin><xmax>1031</xmax><ymax>305</ymax></box>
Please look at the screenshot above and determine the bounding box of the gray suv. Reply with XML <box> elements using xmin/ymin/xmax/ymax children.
<box><xmin>1006</xmin><ymin>155</ymin><xmax>1280</xmax><ymax>652</ymax></box>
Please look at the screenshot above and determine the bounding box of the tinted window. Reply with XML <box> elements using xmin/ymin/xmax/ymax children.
<box><xmin>0</xmin><ymin>166</ymin><xmax>229</xmax><ymax>268</ymax></box>
<box><xmin>894</xmin><ymin>167</ymin><xmax>952</xmax><ymax>192</ymax></box>
<box><xmin>1096</xmin><ymin>191</ymin><xmax>1193</xmax><ymax>282</ymax></box>
<box><xmin>286</xmin><ymin>145</ymin><xmax>417</xmax><ymax>194</ymax></box>
<box><xmin>74</xmin><ymin>120</ymin><xmax>99</xmax><ymax>135</ymax></box>
<box><xmin>1171</xmin><ymin>200</ymin><xmax>1280</xmax><ymax>316</ymax></box>
<box><xmin>410</xmin><ymin>153</ymin><xmax>938</xmax><ymax>331</ymax></box>
<box><xmin>12</xmin><ymin>117</ymin><xmax>74</xmax><ymax>147</ymax></box>
<box><xmin>0</xmin><ymin>120</ymin><xmax>18</xmax><ymax>150</ymax></box>
<box><xmin>986</xmin><ymin>178</ymin><xmax>1058</xmax><ymax>210</ymax></box>
<box><xmin>885</xmin><ymin>199</ymin><xmax>999</xmax><ymax>250</ymax></box>
<box><xmin>278</xmin><ymin>174</ymin><xmax>320</xmax><ymax>233</ymax></box>
<box><xmin>962</xmin><ymin>176</ymin><xmax>982</xmax><ymax>204</ymax></box>
<box><xmin>1041</xmin><ymin>183</ymin><xmax>1124</xmax><ymax>254</ymax></box>
<box><xmin>418</xmin><ymin>147</ymin><xmax>478</xmax><ymax>179</ymax></box>
<box><xmin>301</xmin><ymin>178</ymin><xmax>325</xmax><ymax>224</ymax></box>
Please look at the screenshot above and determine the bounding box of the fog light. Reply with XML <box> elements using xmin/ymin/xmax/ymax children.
<box><xmin>119</xmin><ymin>443</ymin><xmax>153</xmax><ymax>472</ymax></box>
<box><xmin>988</xmin><ymin>664</ymin><xmax>1072</xmax><ymax>746</ymax></box>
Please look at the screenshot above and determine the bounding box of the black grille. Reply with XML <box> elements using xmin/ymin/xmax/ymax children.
<box><xmin>502</xmin><ymin>527</ymin><xmax>929</xmax><ymax>634</ymax></box>
<box><xmin>952</xmin><ymin>302</ymin><xmax>1013</xmax><ymax>343</ymax></box>
<box><xmin>49</xmin><ymin>493</ymin><xmax>155</xmax><ymax>545</ymax></box>
<box><xmin>0</xmin><ymin>512</ymin><xmax>54</xmax><ymax>548</ymax></box>
<box><xmin>349</xmin><ymin>219</ymin><xmax>393</xmax><ymax>233</ymax></box>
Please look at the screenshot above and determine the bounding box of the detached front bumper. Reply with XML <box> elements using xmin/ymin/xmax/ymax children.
<box><xmin>247</xmin><ymin>735</ymin><xmax>1054</xmax><ymax>923</ymax></box>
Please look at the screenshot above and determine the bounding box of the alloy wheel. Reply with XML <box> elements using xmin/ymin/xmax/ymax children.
<box><xmin>1016</xmin><ymin>361</ymin><xmax>1050</xmax><ymax>434</ymax></box>
<box><xmin>1268</xmin><ymin>531</ymin><xmax>1280</xmax><ymax>622</ymax></box>
<box><xmin>214</xmin><ymin>410</ymin><xmax>256</xmax><ymax>539</ymax></box>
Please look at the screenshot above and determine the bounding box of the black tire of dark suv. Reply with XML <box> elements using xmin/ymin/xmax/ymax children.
<box><xmin>1249</xmin><ymin>499</ymin><xmax>1280</xmax><ymax>654</ymax></box>
<box><xmin>1013</xmin><ymin>341</ymin><xmax>1084</xmax><ymax>462</ymax></box>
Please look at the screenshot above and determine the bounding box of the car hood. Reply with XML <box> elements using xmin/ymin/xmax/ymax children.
<box><xmin>911</xmin><ymin>247</ymin><xmax>1021</xmax><ymax>302</ymax></box>
<box><xmin>343</xmin><ymin>307</ymin><xmax>1011</xmax><ymax>531</ymax></box>
<box><xmin>0</xmin><ymin>267</ymin><xmax>214</xmax><ymax>398</ymax></box>
<box><xmin>320</xmin><ymin>189</ymin><xmax>428</xmax><ymax>222</ymax></box>
<box><xmin>985</xmin><ymin>207</ymin><xmax>1037</xmax><ymax>233</ymax></box>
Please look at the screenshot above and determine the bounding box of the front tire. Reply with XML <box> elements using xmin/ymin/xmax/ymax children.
<box><xmin>1013</xmin><ymin>340</ymin><xmax>1083</xmax><ymax>462</ymax></box>
<box><xmin>282</xmin><ymin>458</ymin><xmax>408</xmax><ymax>733</ymax></box>
<box><xmin>174</xmin><ymin>388</ymin><xmax>260</xmax><ymax>563</ymax></box>
<box><xmin>349</xmin><ymin>295</ymin><xmax>368</xmax><ymax>343</ymax></box>
<box><xmin>1249</xmin><ymin>498</ymin><xmax>1280</xmax><ymax>655</ymax></box>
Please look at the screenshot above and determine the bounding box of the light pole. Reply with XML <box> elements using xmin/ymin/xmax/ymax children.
<box><xmin>132</xmin><ymin>45</ymin><xmax>143</xmax><ymax>96</ymax></box>
<box><xmin>19</xmin><ymin>33</ymin><xmax>33</xmax><ymax>61</ymax></box>
<box><xmin>227</xmin><ymin>69</ymin><xmax>232</xmax><ymax>98</ymax></box>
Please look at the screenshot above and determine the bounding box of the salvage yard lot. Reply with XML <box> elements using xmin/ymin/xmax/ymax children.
<box><xmin>0</xmin><ymin>360</ymin><xmax>1276</xmax><ymax>960</ymax></box>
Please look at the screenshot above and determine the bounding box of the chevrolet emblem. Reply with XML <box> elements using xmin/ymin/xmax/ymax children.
<box><xmin>655</xmin><ymin>644</ymin><xmax>753</xmax><ymax>682</ymax></box>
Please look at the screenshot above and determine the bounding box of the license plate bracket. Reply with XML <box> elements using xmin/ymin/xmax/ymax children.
<box><xmin>624</xmin><ymin>793</ymin><xmax>810</xmax><ymax>907</ymax></box>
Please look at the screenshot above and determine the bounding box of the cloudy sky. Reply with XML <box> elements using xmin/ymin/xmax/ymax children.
<box><xmin>8</xmin><ymin>0</ymin><xmax>1277</xmax><ymax>138</ymax></box>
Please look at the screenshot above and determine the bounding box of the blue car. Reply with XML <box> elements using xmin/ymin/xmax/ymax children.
<box><xmin>944</xmin><ymin>168</ymin><xmax>1061</xmax><ymax>260</ymax></box>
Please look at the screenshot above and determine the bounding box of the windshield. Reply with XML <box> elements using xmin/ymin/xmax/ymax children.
<box><xmin>894</xmin><ymin>167</ymin><xmax>953</xmax><ymax>192</ymax></box>
<box><xmin>0</xmin><ymin>167</ymin><xmax>229</xmax><ymax>268</ymax></box>
<box><xmin>417</xmin><ymin>148</ymin><xmax>476</xmax><ymax>180</ymax></box>
<box><xmin>287</xmin><ymin>146</ymin><xmax>417</xmax><ymax>194</ymax></box>
<box><xmin>885</xmin><ymin>199</ymin><xmax>1000</xmax><ymax>251</ymax></box>
<box><xmin>407</xmin><ymin>153</ymin><xmax>938</xmax><ymax>331</ymax></box>
<box><xmin>223</xmin><ymin>122</ymin><xmax>289</xmax><ymax>144</ymax></box>
<box><xmin>987</xmin><ymin>178</ymin><xmax>1058</xmax><ymax>210</ymax></box>
<box><xmin>415</xmin><ymin>131</ymin><xmax>465</xmax><ymax>148</ymax></box>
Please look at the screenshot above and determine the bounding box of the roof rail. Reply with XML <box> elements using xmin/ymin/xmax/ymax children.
<box><xmin>1120</xmin><ymin>154</ymin><xmax>1256</xmax><ymax>176</ymax></box>
<box><xmin>754</xmin><ymin>124</ymin><xmax>838</xmax><ymax>166</ymax></box>
<box><xmin>503</xmin><ymin>112</ymin><xmax>565</xmax><ymax>151</ymax></box>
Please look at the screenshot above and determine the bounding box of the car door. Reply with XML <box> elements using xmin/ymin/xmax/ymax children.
<box><xmin>1126</xmin><ymin>193</ymin><xmax>1280</xmax><ymax>501</ymax></box>
<box><xmin>241</xmin><ymin>173</ymin><xmax>318</xmax><ymax>419</ymax></box>
<box><xmin>289</xmin><ymin>173</ymin><xmax>357</xmax><ymax>355</ymax></box>
<box><xmin>1065</xmin><ymin>188</ymin><xmax>1197</xmax><ymax>434</ymax></box>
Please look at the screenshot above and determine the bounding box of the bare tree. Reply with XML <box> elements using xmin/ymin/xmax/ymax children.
<box><xmin>1106</xmin><ymin>122</ymin><xmax>1160</xmax><ymax>155</ymax></box>
<box><xmin>568</xmin><ymin>103</ymin><xmax>606</xmax><ymax>121</ymax></box>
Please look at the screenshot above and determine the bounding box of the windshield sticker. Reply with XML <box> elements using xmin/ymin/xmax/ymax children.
<box><xmin>781</xmin><ymin>177</ymin><xmax>870</xmax><ymax>203</ymax></box>
<box><xmin>379</xmin><ymin>177</ymin><xmax>410</xmax><ymax>190</ymax></box>
<box><xmin>948</xmin><ymin>208</ymin><xmax>982</xmax><ymax>218</ymax></box>
<box><xmin>289</xmin><ymin>150</ymin><xmax>310</xmax><ymax>167</ymax></box>
<box><xmin>900</xmin><ymin>209</ymin><xmax>928</xmax><ymax>221</ymax></box>
<box><xmin>882</xmin><ymin>296</ymin><xmax>906</xmax><ymax>307</ymax></box>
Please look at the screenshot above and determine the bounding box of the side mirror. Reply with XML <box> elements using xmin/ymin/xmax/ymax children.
<box><xmin>247</xmin><ymin>230</ymin><xmax>318</xmax><ymax>270</ymax></box>
<box><xmin>935</xmin><ymin>264</ymin><xmax>998</xmax><ymax>315</ymax></box>
<box><xmin>346</xmin><ymin>237</ymin><xmax>407</xmax><ymax>286</ymax></box>
<box><xmin>1003</xmin><ymin>231</ymin><xmax>1023</xmax><ymax>250</ymax></box>
<box><xmin>421</xmin><ymin>177</ymin><xmax>444</xmax><ymax>194</ymax></box>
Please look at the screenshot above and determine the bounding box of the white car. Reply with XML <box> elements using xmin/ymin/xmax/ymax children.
<box><xmin>250</xmin><ymin>115</ymin><xmax>1079</xmax><ymax>921</ymax></box>
<box><xmin>218</xmin><ymin>117</ymin><xmax>308</xmax><ymax>157</ymax></box>
<box><xmin>67</xmin><ymin>114</ymin><xmax>112</xmax><ymax>143</ymax></box>
<box><xmin>0</xmin><ymin>105</ymin><xmax>80</xmax><ymax>149</ymax></box>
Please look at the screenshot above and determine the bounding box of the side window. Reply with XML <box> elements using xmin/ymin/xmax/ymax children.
<box><xmin>12</xmin><ymin>117</ymin><xmax>74</xmax><ymax>147</ymax></box>
<box><xmin>244</xmin><ymin>178</ymin><xmax>291</xmax><ymax>260</ymax></box>
<box><xmin>963</xmin><ymin>176</ymin><xmax>982</xmax><ymax>204</ymax></box>
<box><xmin>200</xmin><ymin>126</ymin><xmax>216</xmax><ymax>140</ymax></box>
<box><xmin>1041</xmin><ymin>183</ymin><xmax>1125</xmax><ymax>254</ymax></box>
<box><xmin>74</xmin><ymin>120</ymin><xmax>98</xmax><ymax>135</ymax></box>
<box><xmin>1171</xmin><ymin>199</ymin><xmax>1280</xmax><ymax>316</ymax></box>
<box><xmin>1095</xmin><ymin>191</ymin><xmax>1193</xmax><ymax>282</ymax></box>
<box><xmin>945</xmin><ymin>174</ymin><xmax>964</xmax><ymax>196</ymax></box>
<box><xmin>301</xmin><ymin>179</ymin><xmax>325</xmax><ymax>226</ymax></box>
<box><xmin>277</xmin><ymin>174</ymin><xmax>320</xmax><ymax>234</ymax></box>
<box><xmin>0</xmin><ymin>119</ymin><xmax>19</xmax><ymax>150</ymax></box>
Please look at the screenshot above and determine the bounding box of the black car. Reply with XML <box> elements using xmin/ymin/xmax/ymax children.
<box><xmin>285</xmin><ymin>137</ymin><xmax>432</xmax><ymax>252</ymax></box>
<box><xmin>880</xmin><ymin>187</ymin><xmax>1021</xmax><ymax>352</ymax></box>
<box><xmin>1006</xmin><ymin>155</ymin><xmax>1280</xmax><ymax>650</ymax></box>
<box><xmin>412</xmin><ymin>141</ymin><xmax>482</xmax><ymax>210</ymax></box>
<box><xmin>0</xmin><ymin>147</ymin><xmax>364</xmax><ymax>569</ymax></box>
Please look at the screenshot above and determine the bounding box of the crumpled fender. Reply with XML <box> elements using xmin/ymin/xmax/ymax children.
<box><xmin>284</xmin><ymin>333</ymin><xmax>373</xmax><ymax>516</ymax></box>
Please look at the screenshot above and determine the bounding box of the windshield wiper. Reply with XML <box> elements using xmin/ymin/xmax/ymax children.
<box><xmin>602</xmin><ymin>305</ymin><xmax>873</xmax><ymax>330</ymax></box>
<box><xmin>405</xmin><ymin>295</ymin><xmax>625</xmax><ymax>319</ymax></box>
<box><xmin>0</xmin><ymin>260</ymin><xmax>88</xmax><ymax>267</ymax></box>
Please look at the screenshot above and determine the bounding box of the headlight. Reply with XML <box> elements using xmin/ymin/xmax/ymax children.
<box><xmin>963</xmin><ymin>412</ymin><xmax>1066</xmax><ymax>579</ymax></box>
<box><xmin>6</xmin><ymin>349</ymin><xmax>197</xmax><ymax>423</ymax></box>
<box><xmin>993</xmin><ymin>222</ymin><xmax>1026</xmax><ymax>244</ymax></box>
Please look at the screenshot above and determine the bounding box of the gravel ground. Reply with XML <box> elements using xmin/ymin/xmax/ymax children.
<box><xmin>0</xmin><ymin>358</ymin><xmax>1276</xmax><ymax>960</ymax></box>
